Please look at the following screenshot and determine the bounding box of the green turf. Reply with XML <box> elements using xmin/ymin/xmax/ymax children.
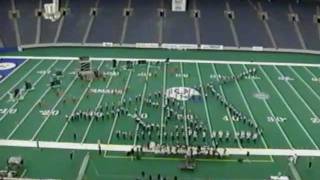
<box><xmin>0</xmin><ymin>48</ymin><xmax>320</xmax><ymax>179</ymax></box>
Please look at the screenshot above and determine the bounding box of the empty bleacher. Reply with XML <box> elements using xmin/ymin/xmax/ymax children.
<box><xmin>229</xmin><ymin>0</ymin><xmax>272</xmax><ymax>48</ymax></box>
<box><xmin>292</xmin><ymin>2</ymin><xmax>320</xmax><ymax>50</ymax></box>
<box><xmin>0</xmin><ymin>0</ymin><xmax>318</xmax><ymax>51</ymax></box>
<box><xmin>197</xmin><ymin>0</ymin><xmax>234</xmax><ymax>46</ymax></box>
<box><xmin>40</xmin><ymin>0</ymin><xmax>68</xmax><ymax>43</ymax></box>
<box><xmin>261</xmin><ymin>1</ymin><xmax>301</xmax><ymax>49</ymax></box>
<box><xmin>124</xmin><ymin>0</ymin><xmax>160</xmax><ymax>44</ymax></box>
<box><xmin>15</xmin><ymin>0</ymin><xmax>38</xmax><ymax>45</ymax></box>
<box><xmin>162</xmin><ymin>0</ymin><xmax>196</xmax><ymax>44</ymax></box>
<box><xmin>0</xmin><ymin>1</ymin><xmax>17</xmax><ymax>47</ymax></box>
<box><xmin>57</xmin><ymin>0</ymin><xmax>94</xmax><ymax>43</ymax></box>
<box><xmin>87</xmin><ymin>0</ymin><xmax>127</xmax><ymax>44</ymax></box>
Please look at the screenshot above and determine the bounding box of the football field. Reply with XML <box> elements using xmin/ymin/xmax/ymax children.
<box><xmin>0</xmin><ymin>48</ymin><xmax>320</xmax><ymax>179</ymax></box>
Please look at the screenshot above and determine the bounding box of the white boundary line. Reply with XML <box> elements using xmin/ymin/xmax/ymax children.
<box><xmin>0</xmin><ymin>60</ymin><xmax>58</xmax><ymax>123</ymax></box>
<box><xmin>31</xmin><ymin>61</ymin><xmax>76</xmax><ymax>140</ymax></box>
<box><xmin>258</xmin><ymin>65</ymin><xmax>319</xmax><ymax>150</ymax></box>
<box><xmin>1</xmin><ymin>56</ymin><xmax>320</xmax><ymax>67</ymax></box>
<box><xmin>133</xmin><ymin>63</ymin><xmax>150</xmax><ymax>146</ymax></box>
<box><xmin>55</xmin><ymin>61</ymin><xmax>105</xmax><ymax>142</ymax></box>
<box><xmin>273</xmin><ymin>66</ymin><xmax>319</xmax><ymax>120</ymax></box>
<box><xmin>180</xmin><ymin>62</ymin><xmax>189</xmax><ymax>146</ymax></box>
<box><xmin>248</xmin><ymin>65</ymin><xmax>294</xmax><ymax>149</ymax></box>
<box><xmin>0</xmin><ymin>59</ymin><xmax>43</xmax><ymax>100</ymax></box>
<box><xmin>211</xmin><ymin>64</ymin><xmax>242</xmax><ymax>148</ymax></box>
<box><xmin>7</xmin><ymin>61</ymin><xmax>72</xmax><ymax>139</ymax></box>
<box><xmin>159</xmin><ymin>63</ymin><xmax>166</xmax><ymax>145</ymax></box>
<box><xmin>196</xmin><ymin>63</ymin><xmax>215</xmax><ymax>145</ymax></box>
<box><xmin>228</xmin><ymin>64</ymin><xmax>273</xmax><ymax>160</ymax></box>
<box><xmin>81</xmin><ymin>75</ymin><xmax>113</xmax><ymax>143</ymax></box>
<box><xmin>2</xmin><ymin>139</ymin><xmax>320</xmax><ymax>157</ymax></box>
<box><xmin>289</xmin><ymin>66</ymin><xmax>320</xmax><ymax>102</ymax></box>
<box><xmin>104</xmin><ymin>70</ymin><xmax>132</xmax><ymax>156</ymax></box>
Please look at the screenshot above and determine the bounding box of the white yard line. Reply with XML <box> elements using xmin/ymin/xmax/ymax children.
<box><xmin>7</xmin><ymin>88</ymin><xmax>51</xmax><ymax>139</ymax></box>
<box><xmin>195</xmin><ymin>63</ymin><xmax>214</xmax><ymax>145</ymax></box>
<box><xmin>2</xmin><ymin>56</ymin><xmax>320</xmax><ymax>67</ymax></box>
<box><xmin>104</xmin><ymin>70</ymin><xmax>132</xmax><ymax>156</ymax></box>
<box><xmin>273</xmin><ymin>66</ymin><xmax>318</xmax><ymax>119</ymax></box>
<box><xmin>180</xmin><ymin>62</ymin><xmax>189</xmax><ymax>146</ymax></box>
<box><xmin>289</xmin><ymin>66</ymin><xmax>320</xmax><ymax>102</ymax></box>
<box><xmin>55</xmin><ymin>61</ymin><xmax>104</xmax><ymax>142</ymax></box>
<box><xmin>228</xmin><ymin>64</ymin><xmax>273</xmax><ymax>160</ymax></box>
<box><xmin>0</xmin><ymin>58</ymin><xmax>29</xmax><ymax>84</ymax></box>
<box><xmin>211</xmin><ymin>64</ymin><xmax>242</xmax><ymax>149</ymax></box>
<box><xmin>81</xmin><ymin>76</ymin><xmax>113</xmax><ymax>143</ymax></box>
<box><xmin>133</xmin><ymin>63</ymin><xmax>151</xmax><ymax>146</ymax></box>
<box><xmin>7</xmin><ymin>61</ymin><xmax>72</xmax><ymax>139</ymax></box>
<box><xmin>31</xmin><ymin>62</ymin><xmax>76</xmax><ymax>140</ymax></box>
<box><xmin>258</xmin><ymin>65</ymin><xmax>319</xmax><ymax>150</ymax></box>
<box><xmin>303</xmin><ymin>66</ymin><xmax>320</xmax><ymax>81</ymax></box>
<box><xmin>2</xmin><ymin>139</ymin><xmax>320</xmax><ymax>157</ymax></box>
<box><xmin>0</xmin><ymin>59</ymin><xmax>43</xmax><ymax>100</ymax></box>
<box><xmin>255</xmin><ymin>66</ymin><xmax>294</xmax><ymax>149</ymax></box>
<box><xmin>0</xmin><ymin>60</ymin><xmax>58</xmax><ymax>123</ymax></box>
<box><xmin>160</xmin><ymin>63</ymin><xmax>167</xmax><ymax>145</ymax></box>
<box><xmin>20</xmin><ymin>169</ymin><xmax>27</xmax><ymax>178</ymax></box>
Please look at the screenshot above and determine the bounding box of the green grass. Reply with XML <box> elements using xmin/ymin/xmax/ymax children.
<box><xmin>0</xmin><ymin>48</ymin><xmax>320</xmax><ymax>179</ymax></box>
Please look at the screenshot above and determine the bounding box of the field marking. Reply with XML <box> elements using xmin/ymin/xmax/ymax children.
<box><xmin>31</xmin><ymin>61</ymin><xmax>77</xmax><ymax>140</ymax></box>
<box><xmin>6</xmin><ymin>61</ymin><xmax>72</xmax><ymax>139</ymax></box>
<box><xmin>81</xmin><ymin>76</ymin><xmax>113</xmax><ymax>143</ymax></box>
<box><xmin>303</xmin><ymin>66</ymin><xmax>320</xmax><ymax>83</ymax></box>
<box><xmin>195</xmin><ymin>63</ymin><xmax>215</xmax><ymax>145</ymax></box>
<box><xmin>211</xmin><ymin>64</ymin><xmax>242</xmax><ymax>148</ymax></box>
<box><xmin>0</xmin><ymin>60</ymin><xmax>58</xmax><ymax>123</ymax></box>
<box><xmin>7</xmin><ymin>88</ymin><xmax>51</xmax><ymax>139</ymax></box>
<box><xmin>228</xmin><ymin>64</ymin><xmax>274</xmax><ymax>161</ymax></box>
<box><xmin>273</xmin><ymin>66</ymin><xmax>319</xmax><ymax>120</ymax></box>
<box><xmin>104</xmin><ymin>70</ymin><xmax>132</xmax><ymax>156</ymax></box>
<box><xmin>133</xmin><ymin>63</ymin><xmax>150</xmax><ymax>146</ymax></box>
<box><xmin>246</xmin><ymin>66</ymin><xmax>294</xmax><ymax>149</ymax></box>
<box><xmin>160</xmin><ymin>63</ymin><xmax>167</xmax><ymax>145</ymax></box>
<box><xmin>268</xmin><ymin>66</ymin><xmax>319</xmax><ymax>149</ymax></box>
<box><xmin>289</xmin><ymin>66</ymin><xmax>320</xmax><ymax>102</ymax></box>
<box><xmin>1</xmin><ymin>139</ymin><xmax>320</xmax><ymax>158</ymax></box>
<box><xmin>0</xmin><ymin>58</ymin><xmax>29</xmax><ymax>84</ymax></box>
<box><xmin>180</xmin><ymin>62</ymin><xmax>189</xmax><ymax>146</ymax></box>
<box><xmin>2</xmin><ymin>56</ymin><xmax>320</xmax><ymax>68</ymax></box>
<box><xmin>0</xmin><ymin>59</ymin><xmax>42</xmax><ymax>100</ymax></box>
<box><xmin>55</xmin><ymin>61</ymin><xmax>104</xmax><ymax>142</ymax></box>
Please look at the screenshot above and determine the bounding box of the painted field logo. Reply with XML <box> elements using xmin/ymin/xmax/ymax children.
<box><xmin>166</xmin><ymin>87</ymin><xmax>200</xmax><ymax>101</ymax></box>
<box><xmin>254</xmin><ymin>92</ymin><xmax>270</xmax><ymax>100</ymax></box>
<box><xmin>0</xmin><ymin>62</ymin><xmax>16</xmax><ymax>70</ymax></box>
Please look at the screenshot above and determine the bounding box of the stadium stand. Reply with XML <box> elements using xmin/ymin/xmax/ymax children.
<box><xmin>291</xmin><ymin>2</ymin><xmax>320</xmax><ymax>50</ymax></box>
<box><xmin>0</xmin><ymin>0</ymin><xmax>319</xmax><ymax>50</ymax></box>
<box><xmin>261</xmin><ymin>1</ymin><xmax>301</xmax><ymax>49</ymax></box>
<box><xmin>87</xmin><ymin>0</ymin><xmax>126</xmax><ymax>44</ymax></box>
<box><xmin>40</xmin><ymin>0</ymin><xmax>67</xmax><ymax>43</ymax></box>
<box><xmin>58</xmin><ymin>0</ymin><xmax>94</xmax><ymax>43</ymax></box>
<box><xmin>162</xmin><ymin>0</ymin><xmax>197</xmax><ymax>44</ymax></box>
<box><xmin>15</xmin><ymin>0</ymin><xmax>38</xmax><ymax>45</ymax></box>
<box><xmin>124</xmin><ymin>0</ymin><xmax>159</xmax><ymax>44</ymax></box>
<box><xmin>198</xmin><ymin>0</ymin><xmax>235</xmax><ymax>46</ymax></box>
<box><xmin>0</xmin><ymin>1</ymin><xmax>17</xmax><ymax>47</ymax></box>
<box><xmin>229</xmin><ymin>0</ymin><xmax>272</xmax><ymax>48</ymax></box>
